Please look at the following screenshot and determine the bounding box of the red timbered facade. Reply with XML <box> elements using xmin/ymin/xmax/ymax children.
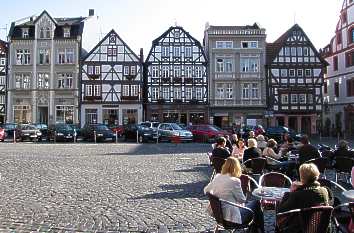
<box><xmin>266</xmin><ymin>24</ymin><xmax>328</xmax><ymax>135</ymax></box>
<box><xmin>0</xmin><ymin>40</ymin><xmax>7</xmax><ymax>124</ymax></box>
<box><xmin>145</xmin><ymin>26</ymin><xmax>208</xmax><ymax>124</ymax></box>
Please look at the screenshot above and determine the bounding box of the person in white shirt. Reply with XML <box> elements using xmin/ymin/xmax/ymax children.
<box><xmin>204</xmin><ymin>157</ymin><xmax>264</xmax><ymax>233</ymax></box>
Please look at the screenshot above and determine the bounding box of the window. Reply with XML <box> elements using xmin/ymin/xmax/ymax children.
<box><xmin>162</xmin><ymin>87</ymin><xmax>169</xmax><ymax>99</ymax></box>
<box><xmin>173</xmin><ymin>87</ymin><xmax>181</xmax><ymax>99</ymax></box>
<box><xmin>324</xmin><ymin>82</ymin><xmax>328</xmax><ymax>94</ymax></box>
<box><xmin>124</xmin><ymin>66</ymin><xmax>129</xmax><ymax>76</ymax></box>
<box><xmin>131</xmin><ymin>85</ymin><xmax>139</xmax><ymax>96</ymax></box>
<box><xmin>297</xmin><ymin>69</ymin><xmax>303</xmax><ymax>77</ymax></box>
<box><xmin>15</xmin><ymin>74</ymin><xmax>31</xmax><ymax>89</ymax></box>
<box><xmin>93</xmin><ymin>85</ymin><xmax>100</xmax><ymax>96</ymax></box>
<box><xmin>63</xmin><ymin>27</ymin><xmax>70</xmax><ymax>38</ymax></box>
<box><xmin>289</xmin><ymin>69</ymin><xmax>295</xmax><ymax>77</ymax></box>
<box><xmin>57</xmin><ymin>48</ymin><xmax>74</xmax><ymax>64</ymax></box>
<box><xmin>0</xmin><ymin>58</ymin><xmax>5</xmax><ymax>65</ymax></box>
<box><xmin>88</xmin><ymin>65</ymin><xmax>101</xmax><ymax>75</ymax></box>
<box><xmin>347</xmin><ymin>78</ymin><xmax>354</xmax><ymax>97</ymax></box>
<box><xmin>174</xmin><ymin>31</ymin><xmax>180</xmax><ymax>39</ymax></box>
<box><xmin>350</xmin><ymin>28</ymin><xmax>354</xmax><ymax>44</ymax></box>
<box><xmin>37</xmin><ymin>73</ymin><xmax>49</xmax><ymax>89</ymax></box>
<box><xmin>299</xmin><ymin>94</ymin><xmax>306</xmax><ymax>104</ymax></box>
<box><xmin>345</xmin><ymin>51</ymin><xmax>354</xmax><ymax>67</ymax></box>
<box><xmin>185</xmin><ymin>66</ymin><xmax>192</xmax><ymax>78</ymax></box>
<box><xmin>107</xmin><ymin>48</ymin><xmax>117</xmax><ymax>56</ymax></box>
<box><xmin>151</xmin><ymin>66</ymin><xmax>159</xmax><ymax>78</ymax></box>
<box><xmin>58</xmin><ymin>49</ymin><xmax>65</xmax><ymax>64</ymax></box>
<box><xmin>284</xmin><ymin>47</ymin><xmax>290</xmax><ymax>56</ymax></box>
<box><xmin>216</xmin><ymin>84</ymin><xmax>224</xmax><ymax>99</ymax></box>
<box><xmin>0</xmin><ymin>95</ymin><xmax>4</xmax><ymax>104</ymax></box>
<box><xmin>162</xmin><ymin>46</ymin><xmax>169</xmax><ymax>57</ymax></box>
<box><xmin>240</xmin><ymin>57</ymin><xmax>259</xmax><ymax>72</ymax></box>
<box><xmin>151</xmin><ymin>87</ymin><xmax>159</xmax><ymax>100</ymax></box>
<box><xmin>307</xmin><ymin>94</ymin><xmax>313</xmax><ymax>104</ymax></box>
<box><xmin>130</xmin><ymin>66</ymin><xmax>136</xmax><ymax>75</ymax></box>
<box><xmin>225</xmin><ymin>59</ymin><xmax>233</xmax><ymax>73</ymax></box>
<box><xmin>334</xmin><ymin>82</ymin><xmax>339</xmax><ymax>97</ymax></box>
<box><xmin>174</xmin><ymin>66</ymin><xmax>181</xmax><ymax>77</ymax></box>
<box><xmin>195</xmin><ymin>66</ymin><xmax>203</xmax><ymax>78</ymax></box>
<box><xmin>251</xmin><ymin>83</ymin><xmax>259</xmax><ymax>99</ymax></box>
<box><xmin>342</xmin><ymin>12</ymin><xmax>347</xmax><ymax>24</ymax></box>
<box><xmin>337</xmin><ymin>32</ymin><xmax>342</xmax><ymax>45</ymax></box>
<box><xmin>184</xmin><ymin>47</ymin><xmax>192</xmax><ymax>57</ymax></box>
<box><xmin>241</xmin><ymin>41</ymin><xmax>257</xmax><ymax>48</ymax></box>
<box><xmin>291</xmin><ymin>94</ymin><xmax>298</xmax><ymax>104</ymax></box>
<box><xmin>185</xmin><ymin>87</ymin><xmax>192</xmax><ymax>100</ymax></box>
<box><xmin>57</xmin><ymin>73</ymin><xmax>73</xmax><ymax>89</ymax></box>
<box><xmin>303</xmin><ymin>47</ymin><xmax>309</xmax><ymax>56</ymax></box>
<box><xmin>56</xmin><ymin>106</ymin><xmax>74</xmax><ymax>124</ymax></box>
<box><xmin>333</xmin><ymin>56</ymin><xmax>338</xmax><ymax>71</ymax></box>
<box><xmin>85</xmin><ymin>85</ymin><xmax>93</xmax><ymax>96</ymax></box>
<box><xmin>39</xmin><ymin>49</ymin><xmax>50</xmax><ymax>65</ymax></box>
<box><xmin>122</xmin><ymin>85</ymin><xmax>129</xmax><ymax>96</ymax></box>
<box><xmin>291</xmin><ymin>47</ymin><xmax>296</xmax><ymax>56</ymax></box>
<box><xmin>216</xmin><ymin>58</ymin><xmax>224</xmax><ymax>72</ymax></box>
<box><xmin>173</xmin><ymin>47</ymin><xmax>181</xmax><ymax>57</ymax></box>
<box><xmin>242</xmin><ymin>83</ymin><xmax>250</xmax><ymax>99</ymax></box>
<box><xmin>0</xmin><ymin>76</ymin><xmax>4</xmax><ymax>85</ymax></box>
<box><xmin>281</xmin><ymin>94</ymin><xmax>288</xmax><ymax>104</ymax></box>
<box><xmin>85</xmin><ymin>109</ymin><xmax>97</xmax><ymax>124</ymax></box>
<box><xmin>162</xmin><ymin>66</ymin><xmax>169</xmax><ymax>78</ymax></box>
<box><xmin>196</xmin><ymin>87</ymin><xmax>203</xmax><ymax>100</ymax></box>
<box><xmin>280</xmin><ymin>69</ymin><xmax>287</xmax><ymax>77</ymax></box>
<box><xmin>297</xmin><ymin>47</ymin><xmax>303</xmax><ymax>56</ymax></box>
<box><xmin>39</xmin><ymin>27</ymin><xmax>51</xmax><ymax>39</ymax></box>
<box><xmin>305</xmin><ymin>69</ymin><xmax>311</xmax><ymax>77</ymax></box>
<box><xmin>226</xmin><ymin>83</ymin><xmax>233</xmax><ymax>99</ymax></box>
<box><xmin>16</xmin><ymin>49</ymin><xmax>31</xmax><ymax>65</ymax></box>
<box><xmin>216</xmin><ymin>41</ymin><xmax>233</xmax><ymax>48</ymax></box>
<box><xmin>22</xmin><ymin>28</ymin><xmax>29</xmax><ymax>38</ymax></box>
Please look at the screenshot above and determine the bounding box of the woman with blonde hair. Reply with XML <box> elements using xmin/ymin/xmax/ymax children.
<box><xmin>243</xmin><ymin>138</ymin><xmax>262</xmax><ymax>162</ymax></box>
<box><xmin>204</xmin><ymin>157</ymin><xmax>264</xmax><ymax>233</ymax></box>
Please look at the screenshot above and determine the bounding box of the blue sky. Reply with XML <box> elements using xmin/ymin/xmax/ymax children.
<box><xmin>0</xmin><ymin>0</ymin><xmax>342</xmax><ymax>55</ymax></box>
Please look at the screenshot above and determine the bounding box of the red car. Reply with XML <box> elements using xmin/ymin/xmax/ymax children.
<box><xmin>0</xmin><ymin>127</ymin><xmax>5</xmax><ymax>142</ymax></box>
<box><xmin>187</xmin><ymin>124</ymin><xmax>230</xmax><ymax>142</ymax></box>
<box><xmin>109</xmin><ymin>125</ymin><xmax>125</xmax><ymax>137</ymax></box>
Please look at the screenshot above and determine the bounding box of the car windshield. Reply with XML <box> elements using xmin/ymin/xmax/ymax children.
<box><xmin>94</xmin><ymin>125</ymin><xmax>109</xmax><ymax>130</ymax></box>
<box><xmin>209</xmin><ymin>125</ymin><xmax>222</xmax><ymax>132</ymax></box>
<box><xmin>171</xmin><ymin>123</ymin><xmax>182</xmax><ymax>130</ymax></box>
<box><xmin>152</xmin><ymin>123</ymin><xmax>159</xmax><ymax>128</ymax></box>
<box><xmin>21</xmin><ymin>125</ymin><xmax>37</xmax><ymax>130</ymax></box>
<box><xmin>57</xmin><ymin>124</ymin><xmax>72</xmax><ymax>130</ymax></box>
<box><xmin>5</xmin><ymin>124</ymin><xmax>16</xmax><ymax>130</ymax></box>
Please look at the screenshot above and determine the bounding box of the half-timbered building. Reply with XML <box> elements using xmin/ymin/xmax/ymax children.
<box><xmin>145</xmin><ymin>26</ymin><xmax>208</xmax><ymax>124</ymax></box>
<box><xmin>0</xmin><ymin>40</ymin><xmax>7</xmax><ymax>124</ymax></box>
<box><xmin>7</xmin><ymin>10</ymin><xmax>90</xmax><ymax>124</ymax></box>
<box><xmin>266</xmin><ymin>24</ymin><xmax>328</xmax><ymax>135</ymax></box>
<box><xmin>81</xmin><ymin>29</ymin><xmax>143</xmax><ymax>126</ymax></box>
<box><xmin>321</xmin><ymin>0</ymin><xmax>354</xmax><ymax>137</ymax></box>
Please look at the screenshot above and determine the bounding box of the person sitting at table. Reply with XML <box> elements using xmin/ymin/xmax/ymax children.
<box><xmin>212</xmin><ymin>137</ymin><xmax>231</xmax><ymax>159</ymax></box>
<box><xmin>277</xmin><ymin>163</ymin><xmax>329</xmax><ymax>213</ymax></box>
<box><xmin>298</xmin><ymin>135</ymin><xmax>321</xmax><ymax>164</ymax></box>
<box><xmin>256</xmin><ymin>134</ymin><xmax>267</xmax><ymax>151</ymax></box>
<box><xmin>224</xmin><ymin>135</ymin><xmax>234</xmax><ymax>154</ymax></box>
<box><xmin>230</xmin><ymin>134</ymin><xmax>238</xmax><ymax>146</ymax></box>
<box><xmin>204</xmin><ymin>157</ymin><xmax>265</xmax><ymax>233</ymax></box>
<box><xmin>243</xmin><ymin>138</ymin><xmax>262</xmax><ymax>162</ymax></box>
<box><xmin>232</xmin><ymin>138</ymin><xmax>247</xmax><ymax>160</ymax></box>
<box><xmin>333</xmin><ymin>140</ymin><xmax>354</xmax><ymax>159</ymax></box>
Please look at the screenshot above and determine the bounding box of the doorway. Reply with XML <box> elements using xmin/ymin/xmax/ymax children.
<box><xmin>38</xmin><ymin>107</ymin><xmax>48</xmax><ymax>124</ymax></box>
<box><xmin>180</xmin><ymin>113</ymin><xmax>187</xmax><ymax>125</ymax></box>
<box><xmin>301</xmin><ymin>117</ymin><xmax>312</xmax><ymax>135</ymax></box>
<box><xmin>288</xmin><ymin>117</ymin><xmax>298</xmax><ymax>131</ymax></box>
<box><xmin>276</xmin><ymin>117</ymin><xmax>285</xmax><ymax>126</ymax></box>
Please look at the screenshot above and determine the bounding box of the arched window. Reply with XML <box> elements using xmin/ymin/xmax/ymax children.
<box><xmin>45</xmin><ymin>27</ymin><xmax>51</xmax><ymax>38</ymax></box>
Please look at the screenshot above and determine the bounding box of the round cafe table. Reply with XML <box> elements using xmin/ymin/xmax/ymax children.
<box><xmin>342</xmin><ymin>190</ymin><xmax>354</xmax><ymax>200</ymax></box>
<box><xmin>252</xmin><ymin>187</ymin><xmax>290</xmax><ymax>201</ymax></box>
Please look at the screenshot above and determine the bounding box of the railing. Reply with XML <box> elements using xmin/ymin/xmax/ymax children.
<box><xmin>210</xmin><ymin>99</ymin><xmax>266</xmax><ymax>107</ymax></box>
<box><xmin>214</xmin><ymin>72</ymin><xmax>262</xmax><ymax>79</ymax></box>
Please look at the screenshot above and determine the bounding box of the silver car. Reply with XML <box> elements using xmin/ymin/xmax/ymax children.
<box><xmin>157</xmin><ymin>123</ymin><xmax>193</xmax><ymax>142</ymax></box>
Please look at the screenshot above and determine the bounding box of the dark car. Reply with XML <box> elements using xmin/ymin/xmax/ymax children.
<box><xmin>157</xmin><ymin>123</ymin><xmax>193</xmax><ymax>142</ymax></box>
<box><xmin>123</xmin><ymin>124</ymin><xmax>157</xmax><ymax>143</ymax></box>
<box><xmin>81</xmin><ymin>124</ymin><xmax>115</xmax><ymax>142</ymax></box>
<box><xmin>265</xmin><ymin>126</ymin><xmax>302</xmax><ymax>143</ymax></box>
<box><xmin>238</xmin><ymin>125</ymin><xmax>265</xmax><ymax>139</ymax></box>
<box><xmin>187</xmin><ymin>124</ymin><xmax>230</xmax><ymax>142</ymax></box>
<box><xmin>0</xmin><ymin>127</ymin><xmax>5</xmax><ymax>141</ymax></box>
<box><xmin>0</xmin><ymin>123</ymin><xmax>17</xmax><ymax>139</ymax></box>
<box><xmin>33</xmin><ymin>123</ymin><xmax>48</xmax><ymax>139</ymax></box>
<box><xmin>47</xmin><ymin>124</ymin><xmax>75</xmax><ymax>142</ymax></box>
<box><xmin>68</xmin><ymin>124</ymin><xmax>82</xmax><ymax>138</ymax></box>
<box><xmin>140</xmin><ymin>121</ymin><xmax>160</xmax><ymax>129</ymax></box>
<box><xmin>16</xmin><ymin>124</ymin><xmax>42</xmax><ymax>142</ymax></box>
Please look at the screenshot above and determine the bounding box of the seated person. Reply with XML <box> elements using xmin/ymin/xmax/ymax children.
<box><xmin>333</xmin><ymin>140</ymin><xmax>354</xmax><ymax>159</ymax></box>
<box><xmin>224</xmin><ymin>135</ymin><xmax>234</xmax><ymax>154</ymax></box>
<box><xmin>232</xmin><ymin>138</ymin><xmax>247</xmax><ymax>160</ymax></box>
<box><xmin>230</xmin><ymin>134</ymin><xmax>238</xmax><ymax>146</ymax></box>
<box><xmin>243</xmin><ymin>138</ymin><xmax>262</xmax><ymax>162</ymax></box>
<box><xmin>212</xmin><ymin>137</ymin><xmax>231</xmax><ymax>159</ymax></box>
<box><xmin>277</xmin><ymin>163</ymin><xmax>329</xmax><ymax>213</ymax></box>
<box><xmin>298</xmin><ymin>135</ymin><xmax>321</xmax><ymax>164</ymax></box>
<box><xmin>204</xmin><ymin>157</ymin><xmax>264</xmax><ymax>233</ymax></box>
<box><xmin>256</xmin><ymin>134</ymin><xmax>267</xmax><ymax>151</ymax></box>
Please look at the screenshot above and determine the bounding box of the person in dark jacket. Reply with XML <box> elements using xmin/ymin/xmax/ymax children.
<box><xmin>243</xmin><ymin>138</ymin><xmax>262</xmax><ymax>162</ymax></box>
<box><xmin>212</xmin><ymin>137</ymin><xmax>231</xmax><ymax>159</ymax></box>
<box><xmin>333</xmin><ymin>140</ymin><xmax>354</xmax><ymax>158</ymax></box>
<box><xmin>298</xmin><ymin>135</ymin><xmax>321</xmax><ymax>164</ymax></box>
<box><xmin>224</xmin><ymin>135</ymin><xmax>233</xmax><ymax>154</ymax></box>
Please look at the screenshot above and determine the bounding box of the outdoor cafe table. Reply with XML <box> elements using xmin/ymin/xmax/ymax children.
<box><xmin>252</xmin><ymin>187</ymin><xmax>290</xmax><ymax>202</ymax></box>
<box><xmin>342</xmin><ymin>190</ymin><xmax>354</xmax><ymax>201</ymax></box>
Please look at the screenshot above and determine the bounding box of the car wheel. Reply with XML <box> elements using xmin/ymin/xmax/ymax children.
<box><xmin>122</xmin><ymin>134</ymin><xmax>127</xmax><ymax>141</ymax></box>
<box><xmin>138</xmin><ymin>135</ymin><xmax>144</xmax><ymax>143</ymax></box>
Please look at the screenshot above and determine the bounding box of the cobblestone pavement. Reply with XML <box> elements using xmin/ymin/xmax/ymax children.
<box><xmin>0</xmin><ymin>142</ymin><xmax>350</xmax><ymax>233</ymax></box>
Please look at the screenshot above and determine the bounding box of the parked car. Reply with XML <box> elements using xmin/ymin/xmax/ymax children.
<box><xmin>157</xmin><ymin>123</ymin><xmax>193</xmax><ymax>142</ymax></box>
<box><xmin>0</xmin><ymin>123</ymin><xmax>17</xmax><ymax>139</ymax></box>
<box><xmin>47</xmin><ymin>124</ymin><xmax>75</xmax><ymax>142</ymax></box>
<box><xmin>123</xmin><ymin>124</ymin><xmax>158</xmax><ymax>143</ymax></box>
<box><xmin>187</xmin><ymin>124</ymin><xmax>230</xmax><ymax>142</ymax></box>
<box><xmin>16</xmin><ymin>124</ymin><xmax>42</xmax><ymax>142</ymax></box>
<box><xmin>265</xmin><ymin>126</ymin><xmax>302</xmax><ymax>143</ymax></box>
<box><xmin>81</xmin><ymin>124</ymin><xmax>115</xmax><ymax>142</ymax></box>
<box><xmin>109</xmin><ymin>125</ymin><xmax>125</xmax><ymax>137</ymax></box>
<box><xmin>238</xmin><ymin>125</ymin><xmax>265</xmax><ymax>139</ymax></box>
<box><xmin>140</xmin><ymin>121</ymin><xmax>160</xmax><ymax>129</ymax></box>
<box><xmin>68</xmin><ymin>124</ymin><xmax>82</xmax><ymax>138</ymax></box>
<box><xmin>0</xmin><ymin>127</ymin><xmax>5</xmax><ymax>142</ymax></box>
<box><xmin>33</xmin><ymin>123</ymin><xmax>48</xmax><ymax>139</ymax></box>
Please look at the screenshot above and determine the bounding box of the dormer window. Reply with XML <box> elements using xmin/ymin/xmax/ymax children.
<box><xmin>22</xmin><ymin>28</ymin><xmax>29</xmax><ymax>39</ymax></box>
<box><xmin>40</xmin><ymin>27</ymin><xmax>51</xmax><ymax>39</ymax></box>
<box><xmin>63</xmin><ymin>27</ymin><xmax>70</xmax><ymax>38</ymax></box>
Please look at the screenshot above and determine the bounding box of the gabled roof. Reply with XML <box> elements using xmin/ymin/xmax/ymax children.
<box><xmin>33</xmin><ymin>10</ymin><xmax>57</xmax><ymax>25</ymax></box>
<box><xmin>82</xmin><ymin>29</ymin><xmax>140</xmax><ymax>62</ymax></box>
<box><xmin>266</xmin><ymin>24</ymin><xmax>328</xmax><ymax>66</ymax></box>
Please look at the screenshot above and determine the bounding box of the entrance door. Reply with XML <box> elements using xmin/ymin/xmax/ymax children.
<box><xmin>288</xmin><ymin>117</ymin><xmax>297</xmax><ymax>131</ymax></box>
<box><xmin>180</xmin><ymin>113</ymin><xmax>187</xmax><ymax>125</ymax></box>
<box><xmin>214</xmin><ymin>116</ymin><xmax>222</xmax><ymax>128</ymax></box>
<box><xmin>38</xmin><ymin>107</ymin><xmax>48</xmax><ymax>124</ymax></box>
<box><xmin>276</xmin><ymin>117</ymin><xmax>285</xmax><ymax>126</ymax></box>
<box><xmin>301</xmin><ymin>117</ymin><xmax>311</xmax><ymax>135</ymax></box>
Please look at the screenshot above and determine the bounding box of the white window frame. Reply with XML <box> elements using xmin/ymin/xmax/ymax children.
<box><xmin>122</xmin><ymin>85</ymin><xmax>130</xmax><ymax>96</ymax></box>
<box><xmin>37</xmin><ymin>73</ymin><xmax>49</xmax><ymax>89</ymax></box>
<box><xmin>185</xmin><ymin>87</ymin><xmax>192</xmax><ymax>100</ymax></box>
<box><xmin>93</xmin><ymin>85</ymin><xmax>100</xmax><ymax>96</ymax></box>
<box><xmin>39</xmin><ymin>48</ymin><xmax>50</xmax><ymax>65</ymax></box>
<box><xmin>185</xmin><ymin>66</ymin><xmax>192</xmax><ymax>78</ymax></box>
<box><xmin>196</xmin><ymin>87</ymin><xmax>203</xmax><ymax>100</ymax></box>
<box><xmin>173</xmin><ymin>87</ymin><xmax>181</xmax><ymax>99</ymax></box>
<box><xmin>251</xmin><ymin>83</ymin><xmax>259</xmax><ymax>99</ymax></box>
<box><xmin>240</xmin><ymin>57</ymin><xmax>259</xmax><ymax>73</ymax></box>
<box><xmin>57</xmin><ymin>73</ymin><xmax>73</xmax><ymax>89</ymax></box>
<box><xmin>131</xmin><ymin>85</ymin><xmax>139</xmax><ymax>96</ymax></box>
<box><xmin>152</xmin><ymin>66</ymin><xmax>159</xmax><ymax>78</ymax></box>
<box><xmin>289</xmin><ymin>69</ymin><xmax>295</xmax><ymax>77</ymax></box>
<box><xmin>162</xmin><ymin>46</ymin><xmax>169</xmax><ymax>57</ymax></box>
<box><xmin>63</xmin><ymin>27</ymin><xmax>70</xmax><ymax>38</ymax></box>
<box><xmin>152</xmin><ymin>87</ymin><xmax>159</xmax><ymax>100</ymax></box>
<box><xmin>195</xmin><ymin>66</ymin><xmax>203</xmax><ymax>78</ymax></box>
<box><xmin>162</xmin><ymin>87</ymin><xmax>169</xmax><ymax>99</ymax></box>
<box><xmin>280</xmin><ymin>69</ymin><xmax>288</xmax><ymax>77</ymax></box>
<box><xmin>297</xmin><ymin>69</ymin><xmax>303</xmax><ymax>77</ymax></box>
<box><xmin>299</xmin><ymin>94</ymin><xmax>306</xmax><ymax>104</ymax></box>
<box><xmin>162</xmin><ymin>66</ymin><xmax>169</xmax><ymax>78</ymax></box>
<box><xmin>174</xmin><ymin>66</ymin><xmax>181</xmax><ymax>77</ymax></box>
<box><xmin>85</xmin><ymin>85</ymin><xmax>93</xmax><ymax>96</ymax></box>
<box><xmin>305</xmin><ymin>69</ymin><xmax>311</xmax><ymax>77</ymax></box>
<box><xmin>22</xmin><ymin>28</ymin><xmax>29</xmax><ymax>38</ymax></box>
<box><xmin>226</xmin><ymin>83</ymin><xmax>233</xmax><ymax>99</ymax></box>
<box><xmin>173</xmin><ymin>47</ymin><xmax>181</xmax><ymax>57</ymax></box>
<box><xmin>291</xmin><ymin>94</ymin><xmax>298</xmax><ymax>104</ymax></box>
<box><xmin>216</xmin><ymin>41</ymin><xmax>233</xmax><ymax>49</ymax></box>
<box><xmin>242</xmin><ymin>83</ymin><xmax>250</xmax><ymax>99</ymax></box>
<box><xmin>184</xmin><ymin>47</ymin><xmax>192</xmax><ymax>57</ymax></box>
<box><xmin>281</xmin><ymin>94</ymin><xmax>288</xmax><ymax>104</ymax></box>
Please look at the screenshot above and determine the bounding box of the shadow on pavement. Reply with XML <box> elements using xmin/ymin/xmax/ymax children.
<box><xmin>175</xmin><ymin>163</ymin><xmax>212</xmax><ymax>180</ymax></box>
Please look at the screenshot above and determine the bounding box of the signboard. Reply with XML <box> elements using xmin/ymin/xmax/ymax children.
<box><xmin>246</xmin><ymin>119</ymin><xmax>257</xmax><ymax>126</ymax></box>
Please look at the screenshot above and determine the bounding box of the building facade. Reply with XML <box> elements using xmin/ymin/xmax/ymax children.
<box><xmin>0</xmin><ymin>40</ymin><xmax>7</xmax><ymax>124</ymax></box>
<box><xmin>145</xmin><ymin>26</ymin><xmax>208</xmax><ymax>125</ymax></box>
<box><xmin>204</xmin><ymin>23</ymin><xmax>267</xmax><ymax>129</ymax></box>
<box><xmin>321</xmin><ymin>0</ymin><xmax>354</xmax><ymax>137</ymax></box>
<box><xmin>266</xmin><ymin>24</ymin><xmax>327</xmax><ymax>135</ymax></box>
<box><xmin>7</xmin><ymin>10</ymin><xmax>86</xmax><ymax>124</ymax></box>
<box><xmin>80</xmin><ymin>29</ymin><xmax>143</xmax><ymax>127</ymax></box>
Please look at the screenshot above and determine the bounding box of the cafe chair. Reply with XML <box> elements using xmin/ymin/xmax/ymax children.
<box><xmin>275</xmin><ymin>206</ymin><xmax>334</xmax><ymax>233</ymax></box>
<box><xmin>321</xmin><ymin>150</ymin><xmax>334</xmax><ymax>166</ymax></box>
<box><xmin>242</xmin><ymin>157</ymin><xmax>267</xmax><ymax>177</ymax></box>
<box><xmin>210</xmin><ymin>156</ymin><xmax>226</xmax><ymax>181</ymax></box>
<box><xmin>334</xmin><ymin>157</ymin><xmax>354</xmax><ymax>183</ymax></box>
<box><xmin>240</xmin><ymin>174</ymin><xmax>259</xmax><ymax>200</ymax></box>
<box><xmin>207</xmin><ymin>193</ymin><xmax>254</xmax><ymax>233</ymax></box>
<box><xmin>305</xmin><ymin>157</ymin><xmax>330</xmax><ymax>179</ymax></box>
<box><xmin>332</xmin><ymin>202</ymin><xmax>354</xmax><ymax>233</ymax></box>
<box><xmin>318</xmin><ymin>178</ymin><xmax>347</xmax><ymax>207</ymax></box>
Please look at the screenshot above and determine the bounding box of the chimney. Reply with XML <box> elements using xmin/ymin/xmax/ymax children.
<box><xmin>89</xmin><ymin>9</ymin><xmax>95</xmax><ymax>17</ymax></box>
<box><xmin>140</xmin><ymin>48</ymin><xmax>144</xmax><ymax>63</ymax></box>
<box><xmin>30</xmin><ymin>17</ymin><xmax>33</xmax><ymax>22</ymax></box>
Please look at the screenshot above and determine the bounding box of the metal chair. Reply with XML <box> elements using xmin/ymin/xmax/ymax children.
<box><xmin>332</xmin><ymin>202</ymin><xmax>354</xmax><ymax>233</ymax></box>
<box><xmin>334</xmin><ymin>157</ymin><xmax>354</xmax><ymax>183</ymax></box>
<box><xmin>305</xmin><ymin>157</ymin><xmax>330</xmax><ymax>178</ymax></box>
<box><xmin>207</xmin><ymin>193</ymin><xmax>254</xmax><ymax>233</ymax></box>
<box><xmin>239</xmin><ymin>174</ymin><xmax>259</xmax><ymax>200</ymax></box>
<box><xmin>210</xmin><ymin>156</ymin><xmax>226</xmax><ymax>181</ymax></box>
<box><xmin>318</xmin><ymin>178</ymin><xmax>347</xmax><ymax>207</ymax></box>
<box><xmin>242</xmin><ymin>157</ymin><xmax>267</xmax><ymax>177</ymax></box>
<box><xmin>276</xmin><ymin>206</ymin><xmax>334</xmax><ymax>233</ymax></box>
